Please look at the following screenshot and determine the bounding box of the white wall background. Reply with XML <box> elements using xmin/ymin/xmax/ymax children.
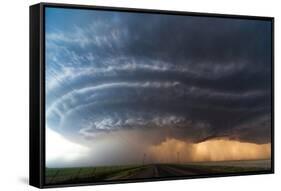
<box><xmin>0</xmin><ymin>0</ymin><xmax>279</xmax><ymax>190</ymax></box>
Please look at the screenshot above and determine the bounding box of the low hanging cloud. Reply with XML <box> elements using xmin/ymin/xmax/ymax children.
<box><xmin>45</xmin><ymin>8</ymin><xmax>272</xmax><ymax>167</ymax></box>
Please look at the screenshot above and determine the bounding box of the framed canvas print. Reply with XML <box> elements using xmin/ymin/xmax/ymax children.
<box><xmin>30</xmin><ymin>3</ymin><xmax>274</xmax><ymax>188</ymax></box>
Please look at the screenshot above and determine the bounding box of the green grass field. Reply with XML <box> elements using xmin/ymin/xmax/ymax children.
<box><xmin>172</xmin><ymin>159</ymin><xmax>271</xmax><ymax>173</ymax></box>
<box><xmin>45</xmin><ymin>165</ymin><xmax>146</xmax><ymax>185</ymax></box>
<box><xmin>45</xmin><ymin>160</ymin><xmax>271</xmax><ymax>185</ymax></box>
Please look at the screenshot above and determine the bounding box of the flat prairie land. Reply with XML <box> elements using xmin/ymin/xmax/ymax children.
<box><xmin>45</xmin><ymin>159</ymin><xmax>271</xmax><ymax>185</ymax></box>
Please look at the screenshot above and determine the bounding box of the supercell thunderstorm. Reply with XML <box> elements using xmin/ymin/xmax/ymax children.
<box><xmin>45</xmin><ymin>9</ymin><xmax>272</xmax><ymax>166</ymax></box>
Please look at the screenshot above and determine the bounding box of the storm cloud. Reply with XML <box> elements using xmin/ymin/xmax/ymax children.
<box><xmin>45</xmin><ymin>8</ymin><xmax>272</xmax><ymax>166</ymax></box>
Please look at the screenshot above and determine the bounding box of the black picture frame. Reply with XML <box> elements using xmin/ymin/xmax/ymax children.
<box><xmin>30</xmin><ymin>2</ymin><xmax>274</xmax><ymax>189</ymax></box>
